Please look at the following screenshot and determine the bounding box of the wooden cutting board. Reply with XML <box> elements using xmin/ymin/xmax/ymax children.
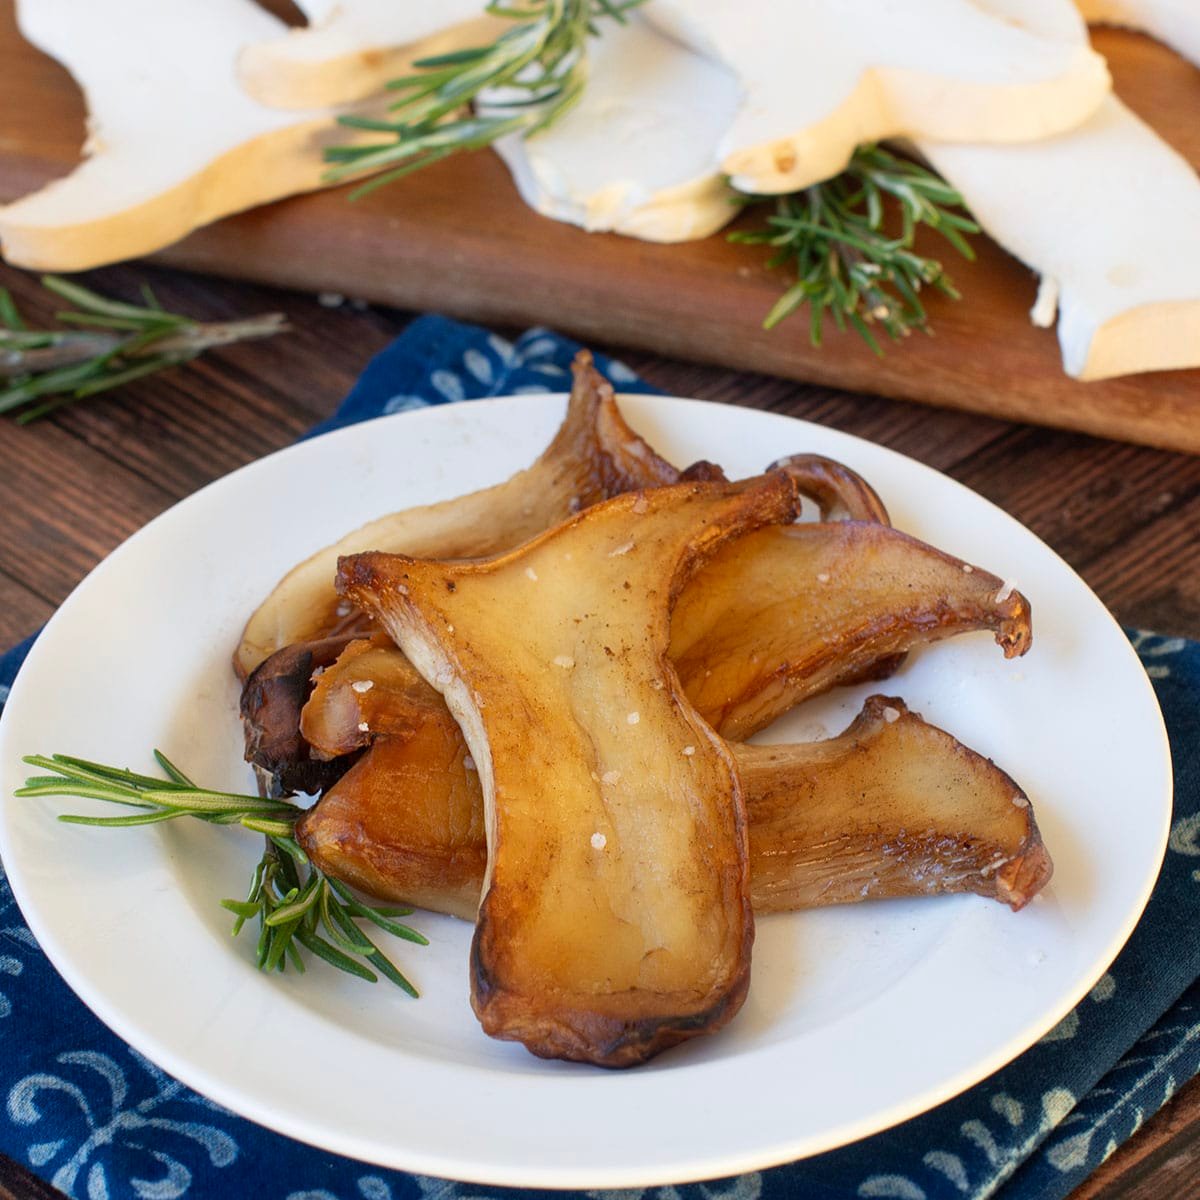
<box><xmin>0</xmin><ymin>5</ymin><xmax>1197</xmax><ymax>453</ymax></box>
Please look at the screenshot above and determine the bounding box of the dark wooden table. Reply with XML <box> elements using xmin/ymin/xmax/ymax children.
<box><xmin>0</xmin><ymin>261</ymin><xmax>1197</xmax><ymax>1200</ymax></box>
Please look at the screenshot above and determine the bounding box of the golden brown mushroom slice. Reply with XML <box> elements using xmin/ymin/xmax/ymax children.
<box><xmin>770</xmin><ymin>453</ymin><xmax>891</xmax><ymax>523</ymax></box>
<box><xmin>234</xmin><ymin>352</ymin><xmax>695</xmax><ymax>681</ymax></box>
<box><xmin>297</xmin><ymin>637</ymin><xmax>486</xmax><ymax>918</ymax></box>
<box><xmin>338</xmin><ymin>472</ymin><xmax>802</xmax><ymax>1067</ymax></box>
<box><xmin>738</xmin><ymin>697</ymin><xmax>1052</xmax><ymax>913</ymax></box>
<box><xmin>299</xmin><ymin>635</ymin><xmax>440</xmax><ymax>757</ymax></box>
<box><xmin>301</xmin><ymin>734</ymin><xmax>488</xmax><ymax>921</ymax></box>
<box><xmin>238</xmin><ymin>629</ymin><xmax>367</xmax><ymax>796</ymax></box>
<box><xmin>298</xmin><ymin>695</ymin><xmax>1051</xmax><ymax>921</ymax></box>
<box><xmin>672</xmin><ymin>522</ymin><xmax>1032</xmax><ymax>740</ymax></box>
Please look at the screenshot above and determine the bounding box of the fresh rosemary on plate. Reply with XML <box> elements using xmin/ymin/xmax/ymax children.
<box><xmin>17</xmin><ymin>751</ymin><xmax>427</xmax><ymax>994</ymax></box>
<box><xmin>733</xmin><ymin>144</ymin><xmax>980</xmax><ymax>353</ymax></box>
<box><xmin>0</xmin><ymin>276</ymin><xmax>286</xmax><ymax>423</ymax></box>
<box><xmin>325</xmin><ymin>0</ymin><xmax>646</xmax><ymax>198</ymax></box>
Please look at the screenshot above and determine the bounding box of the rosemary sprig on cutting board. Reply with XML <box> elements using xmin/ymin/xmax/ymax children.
<box><xmin>325</xmin><ymin>0</ymin><xmax>646</xmax><ymax>197</ymax></box>
<box><xmin>733</xmin><ymin>144</ymin><xmax>980</xmax><ymax>353</ymax></box>
<box><xmin>17</xmin><ymin>751</ymin><xmax>427</xmax><ymax>994</ymax></box>
<box><xmin>0</xmin><ymin>276</ymin><xmax>286</xmax><ymax>423</ymax></box>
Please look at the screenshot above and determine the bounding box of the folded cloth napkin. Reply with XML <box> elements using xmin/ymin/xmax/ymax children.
<box><xmin>1</xmin><ymin>316</ymin><xmax>1197</xmax><ymax>1200</ymax></box>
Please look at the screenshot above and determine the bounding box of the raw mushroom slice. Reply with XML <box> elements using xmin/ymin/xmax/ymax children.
<box><xmin>739</xmin><ymin>697</ymin><xmax>1052</xmax><ymax>913</ymax></box>
<box><xmin>924</xmin><ymin>99</ymin><xmax>1200</xmax><ymax>379</ymax></box>
<box><xmin>238</xmin><ymin>1</ymin><xmax>505</xmax><ymax>109</ymax></box>
<box><xmin>297</xmin><ymin>696</ymin><xmax>1052</xmax><ymax>920</ymax></box>
<box><xmin>0</xmin><ymin>0</ymin><xmax>369</xmax><ymax>271</ymax></box>
<box><xmin>234</xmin><ymin>353</ymin><xmax>696</xmax><ymax>680</ymax></box>
<box><xmin>338</xmin><ymin>472</ymin><xmax>803</xmax><ymax>1067</ymax></box>
<box><xmin>491</xmin><ymin>14</ymin><xmax>741</xmax><ymax>242</ymax></box>
<box><xmin>670</xmin><ymin>521</ymin><xmax>1032</xmax><ymax>740</ymax></box>
<box><xmin>1076</xmin><ymin>0</ymin><xmax>1200</xmax><ymax>67</ymax></box>
<box><xmin>921</xmin><ymin>0</ymin><xmax>1200</xmax><ymax>379</ymax></box>
<box><xmin>643</xmin><ymin>0</ymin><xmax>1110</xmax><ymax>195</ymax></box>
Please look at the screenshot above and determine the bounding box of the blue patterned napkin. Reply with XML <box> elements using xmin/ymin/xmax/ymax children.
<box><xmin>2</xmin><ymin>316</ymin><xmax>1198</xmax><ymax>1200</ymax></box>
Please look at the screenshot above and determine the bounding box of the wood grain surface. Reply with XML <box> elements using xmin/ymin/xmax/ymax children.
<box><xmin>0</xmin><ymin>2</ymin><xmax>1197</xmax><ymax>452</ymax></box>
<box><xmin>0</xmin><ymin>255</ymin><xmax>1197</xmax><ymax>1198</ymax></box>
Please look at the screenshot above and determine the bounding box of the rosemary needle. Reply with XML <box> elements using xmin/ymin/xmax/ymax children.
<box><xmin>18</xmin><ymin>751</ymin><xmax>427</xmax><ymax>996</ymax></box>
<box><xmin>0</xmin><ymin>276</ymin><xmax>287</xmax><ymax>423</ymax></box>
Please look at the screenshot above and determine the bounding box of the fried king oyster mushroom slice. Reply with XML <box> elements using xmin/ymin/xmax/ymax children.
<box><xmin>301</xmin><ymin>731</ymin><xmax>488</xmax><ymax>921</ymax></box>
<box><xmin>234</xmin><ymin>352</ymin><xmax>700</xmax><ymax>681</ymax></box>
<box><xmin>770</xmin><ymin>453</ymin><xmax>890</xmax><ymax>523</ymax></box>
<box><xmin>672</xmin><ymin>522</ymin><xmax>1031</xmax><ymax>740</ymax></box>
<box><xmin>239</xmin><ymin>630</ymin><xmax>366</xmax><ymax>796</ymax></box>
<box><xmin>299</xmin><ymin>634</ymin><xmax>441</xmax><ymax>758</ymax></box>
<box><xmin>338</xmin><ymin>472</ymin><xmax>803</xmax><ymax>1067</ymax></box>
<box><xmin>738</xmin><ymin>697</ymin><xmax>1052</xmax><ymax>912</ymax></box>
<box><xmin>298</xmin><ymin>695</ymin><xmax>1051</xmax><ymax>921</ymax></box>
<box><xmin>295</xmin><ymin>640</ymin><xmax>488</xmax><ymax>919</ymax></box>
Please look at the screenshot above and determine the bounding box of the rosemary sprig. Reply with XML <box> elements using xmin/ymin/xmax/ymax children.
<box><xmin>17</xmin><ymin>751</ymin><xmax>427</xmax><ymax>995</ymax></box>
<box><xmin>325</xmin><ymin>0</ymin><xmax>645</xmax><ymax>198</ymax></box>
<box><xmin>731</xmin><ymin>144</ymin><xmax>980</xmax><ymax>354</ymax></box>
<box><xmin>0</xmin><ymin>276</ymin><xmax>287</xmax><ymax>423</ymax></box>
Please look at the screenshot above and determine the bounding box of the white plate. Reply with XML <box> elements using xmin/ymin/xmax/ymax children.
<box><xmin>0</xmin><ymin>396</ymin><xmax>1171</xmax><ymax>1189</ymax></box>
